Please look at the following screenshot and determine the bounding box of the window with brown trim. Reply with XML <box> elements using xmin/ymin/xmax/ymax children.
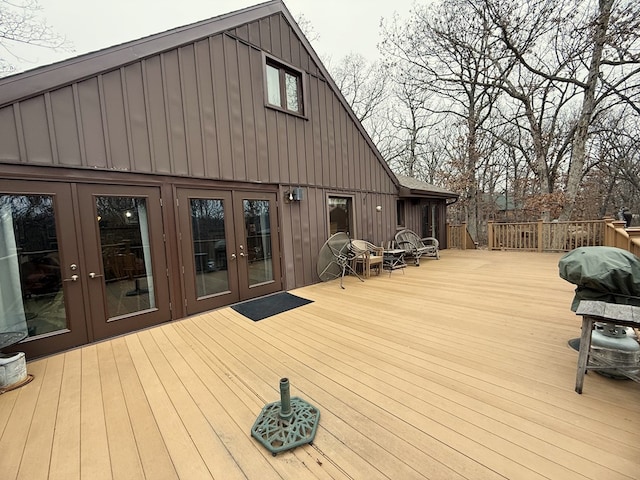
<box><xmin>265</xmin><ymin>58</ymin><xmax>303</xmax><ymax>115</ymax></box>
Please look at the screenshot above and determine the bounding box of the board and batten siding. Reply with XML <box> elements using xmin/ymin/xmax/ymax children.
<box><xmin>0</xmin><ymin>13</ymin><xmax>398</xmax><ymax>289</ymax></box>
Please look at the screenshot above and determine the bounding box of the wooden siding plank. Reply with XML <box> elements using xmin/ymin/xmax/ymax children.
<box><xmin>250</xmin><ymin>47</ymin><xmax>269</xmax><ymax>182</ymax></box>
<box><xmin>235</xmin><ymin>24</ymin><xmax>249</xmax><ymax>43</ymax></box>
<box><xmin>265</xmin><ymin>109</ymin><xmax>279</xmax><ymax>181</ymax></box>
<box><xmin>142</xmin><ymin>56</ymin><xmax>171</xmax><ymax>173</ymax></box>
<box><xmin>50</xmin><ymin>87</ymin><xmax>82</xmax><ymax>166</ymax></box>
<box><xmin>238</xmin><ymin>42</ymin><xmax>258</xmax><ymax>182</ymax></box>
<box><xmin>224</xmin><ymin>35</ymin><xmax>246</xmax><ymax>181</ymax></box>
<box><xmin>0</xmin><ymin>105</ymin><xmax>20</xmax><ymax>162</ymax></box>
<box><xmin>269</xmin><ymin>15</ymin><xmax>282</xmax><ymax>59</ymax></box>
<box><xmin>317</xmin><ymin>81</ymin><xmax>329</xmax><ymax>186</ymax></box>
<box><xmin>248</xmin><ymin>21</ymin><xmax>261</xmax><ymax>47</ymax></box>
<box><xmin>77</xmin><ymin>77</ymin><xmax>108</xmax><ymax>169</ymax></box>
<box><xmin>310</xmin><ymin>76</ymin><xmax>322</xmax><ymax>186</ymax></box>
<box><xmin>162</xmin><ymin>50</ymin><xmax>188</xmax><ymax>176</ymax></box>
<box><xmin>179</xmin><ymin>44</ymin><xmax>205</xmax><ymax>177</ymax></box>
<box><xmin>124</xmin><ymin>63</ymin><xmax>153</xmax><ymax>172</ymax></box>
<box><xmin>101</xmin><ymin>70</ymin><xmax>130</xmax><ymax>171</ymax></box>
<box><xmin>277</xmin><ymin>114</ymin><xmax>289</xmax><ymax>184</ymax></box>
<box><xmin>279</xmin><ymin>15</ymin><xmax>292</xmax><ymax>64</ymax></box>
<box><xmin>333</xmin><ymin>96</ymin><xmax>344</xmax><ymax>189</ymax></box>
<box><xmin>19</xmin><ymin>96</ymin><xmax>53</xmax><ymax>164</ymax></box>
<box><xmin>211</xmin><ymin>35</ymin><xmax>234</xmax><ymax>180</ymax></box>
<box><xmin>325</xmin><ymin>86</ymin><xmax>336</xmax><ymax>188</ymax></box>
<box><xmin>259</xmin><ymin>18</ymin><xmax>271</xmax><ymax>53</ymax></box>
<box><xmin>286</xmin><ymin>116</ymin><xmax>298</xmax><ymax>183</ymax></box>
<box><xmin>195</xmin><ymin>39</ymin><xmax>219</xmax><ymax>179</ymax></box>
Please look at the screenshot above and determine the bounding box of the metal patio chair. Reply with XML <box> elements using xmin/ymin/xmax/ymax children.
<box><xmin>394</xmin><ymin>229</ymin><xmax>440</xmax><ymax>266</ymax></box>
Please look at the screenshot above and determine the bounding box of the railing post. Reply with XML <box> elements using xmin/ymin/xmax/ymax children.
<box><xmin>537</xmin><ymin>219</ymin><xmax>544</xmax><ymax>252</ymax></box>
<box><xmin>487</xmin><ymin>221</ymin><xmax>494</xmax><ymax>250</ymax></box>
<box><xmin>461</xmin><ymin>222</ymin><xmax>467</xmax><ymax>250</ymax></box>
<box><xmin>626</xmin><ymin>227</ymin><xmax>640</xmax><ymax>257</ymax></box>
<box><xmin>603</xmin><ymin>218</ymin><xmax>614</xmax><ymax>246</ymax></box>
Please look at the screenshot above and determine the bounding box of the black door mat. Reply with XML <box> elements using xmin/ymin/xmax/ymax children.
<box><xmin>231</xmin><ymin>292</ymin><xmax>313</xmax><ymax>321</ymax></box>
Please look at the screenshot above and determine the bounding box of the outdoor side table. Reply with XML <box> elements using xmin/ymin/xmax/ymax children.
<box><xmin>383</xmin><ymin>249</ymin><xmax>406</xmax><ymax>275</ymax></box>
<box><xmin>574</xmin><ymin>300</ymin><xmax>640</xmax><ymax>394</ymax></box>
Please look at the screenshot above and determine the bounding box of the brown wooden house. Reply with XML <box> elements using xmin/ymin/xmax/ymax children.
<box><xmin>0</xmin><ymin>0</ymin><xmax>457</xmax><ymax>358</ymax></box>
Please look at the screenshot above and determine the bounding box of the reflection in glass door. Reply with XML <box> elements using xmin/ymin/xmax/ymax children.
<box><xmin>243</xmin><ymin>199</ymin><xmax>274</xmax><ymax>287</ymax></box>
<box><xmin>95</xmin><ymin>196</ymin><xmax>156</xmax><ymax>319</ymax></box>
<box><xmin>190</xmin><ymin>198</ymin><xmax>230</xmax><ymax>298</ymax></box>
<box><xmin>0</xmin><ymin>195</ymin><xmax>65</xmax><ymax>340</ymax></box>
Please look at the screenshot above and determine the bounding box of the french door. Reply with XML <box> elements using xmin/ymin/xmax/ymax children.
<box><xmin>0</xmin><ymin>181</ymin><xmax>171</xmax><ymax>358</ymax></box>
<box><xmin>177</xmin><ymin>189</ymin><xmax>281</xmax><ymax>315</ymax></box>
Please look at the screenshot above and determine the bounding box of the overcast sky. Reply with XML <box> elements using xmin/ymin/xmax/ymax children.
<box><xmin>11</xmin><ymin>0</ymin><xmax>417</xmax><ymax>73</ymax></box>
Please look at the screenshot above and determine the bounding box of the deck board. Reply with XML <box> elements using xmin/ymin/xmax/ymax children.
<box><xmin>1</xmin><ymin>250</ymin><xmax>639</xmax><ymax>479</ymax></box>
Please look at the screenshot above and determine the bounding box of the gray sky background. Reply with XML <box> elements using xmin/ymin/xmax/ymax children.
<box><xmin>11</xmin><ymin>0</ymin><xmax>417</xmax><ymax>73</ymax></box>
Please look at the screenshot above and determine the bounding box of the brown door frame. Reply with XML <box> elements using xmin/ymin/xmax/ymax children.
<box><xmin>76</xmin><ymin>184</ymin><xmax>171</xmax><ymax>340</ymax></box>
<box><xmin>177</xmin><ymin>188</ymin><xmax>240</xmax><ymax>315</ymax></box>
<box><xmin>176</xmin><ymin>187</ymin><xmax>283</xmax><ymax>316</ymax></box>
<box><xmin>233</xmin><ymin>190</ymin><xmax>282</xmax><ymax>300</ymax></box>
<box><xmin>1</xmin><ymin>180</ymin><xmax>89</xmax><ymax>358</ymax></box>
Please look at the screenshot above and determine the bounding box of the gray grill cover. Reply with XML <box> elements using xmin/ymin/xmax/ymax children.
<box><xmin>558</xmin><ymin>246</ymin><xmax>640</xmax><ymax>311</ymax></box>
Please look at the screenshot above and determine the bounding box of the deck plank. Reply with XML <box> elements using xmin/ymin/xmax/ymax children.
<box><xmin>1</xmin><ymin>250</ymin><xmax>639</xmax><ymax>480</ymax></box>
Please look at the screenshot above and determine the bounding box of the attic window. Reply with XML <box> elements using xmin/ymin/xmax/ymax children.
<box><xmin>265</xmin><ymin>57</ymin><xmax>303</xmax><ymax>115</ymax></box>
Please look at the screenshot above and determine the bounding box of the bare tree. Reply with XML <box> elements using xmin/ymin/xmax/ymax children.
<box><xmin>481</xmin><ymin>0</ymin><xmax>640</xmax><ymax>219</ymax></box>
<box><xmin>0</xmin><ymin>0</ymin><xmax>71</xmax><ymax>76</ymax></box>
<box><xmin>381</xmin><ymin>0</ymin><xmax>503</xmax><ymax>240</ymax></box>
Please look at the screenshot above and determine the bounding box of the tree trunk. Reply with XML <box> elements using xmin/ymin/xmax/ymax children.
<box><xmin>559</xmin><ymin>0</ymin><xmax>613</xmax><ymax>220</ymax></box>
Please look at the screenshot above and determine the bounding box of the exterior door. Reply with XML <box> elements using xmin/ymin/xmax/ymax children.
<box><xmin>234</xmin><ymin>191</ymin><xmax>281</xmax><ymax>300</ymax></box>
<box><xmin>0</xmin><ymin>181</ymin><xmax>88</xmax><ymax>358</ymax></box>
<box><xmin>76</xmin><ymin>184</ymin><xmax>171</xmax><ymax>340</ymax></box>
<box><xmin>1</xmin><ymin>181</ymin><xmax>171</xmax><ymax>357</ymax></box>
<box><xmin>177</xmin><ymin>189</ymin><xmax>281</xmax><ymax>316</ymax></box>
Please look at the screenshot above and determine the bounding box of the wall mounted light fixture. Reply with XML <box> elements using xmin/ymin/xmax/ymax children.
<box><xmin>285</xmin><ymin>187</ymin><xmax>304</xmax><ymax>202</ymax></box>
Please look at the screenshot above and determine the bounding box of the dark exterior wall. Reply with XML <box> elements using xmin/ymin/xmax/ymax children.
<box><xmin>0</xmin><ymin>13</ymin><xmax>398</xmax><ymax>290</ymax></box>
<box><xmin>401</xmin><ymin>199</ymin><xmax>449</xmax><ymax>249</ymax></box>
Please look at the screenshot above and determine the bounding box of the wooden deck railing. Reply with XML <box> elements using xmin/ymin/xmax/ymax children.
<box><xmin>446</xmin><ymin>222</ymin><xmax>477</xmax><ymax>250</ymax></box>
<box><xmin>604</xmin><ymin>219</ymin><xmax>640</xmax><ymax>256</ymax></box>
<box><xmin>487</xmin><ymin>219</ymin><xmax>606</xmax><ymax>252</ymax></box>
<box><xmin>448</xmin><ymin>218</ymin><xmax>640</xmax><ymax>256</ymax></box>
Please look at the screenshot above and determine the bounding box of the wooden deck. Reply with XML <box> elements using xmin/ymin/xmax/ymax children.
<box><xmin>1</xmin><ymin>250</ymin><xmax>639</xmax><ymax>480</ymax></box>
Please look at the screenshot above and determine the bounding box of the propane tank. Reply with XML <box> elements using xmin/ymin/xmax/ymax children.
<box><xmin>591</xmin><ymin>323</ymin><xmax>640</xmax><ymax>379</ymax></box>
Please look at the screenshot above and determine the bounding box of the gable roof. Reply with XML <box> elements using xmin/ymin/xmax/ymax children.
<box><xmin>0</xmin><ymin>0</ymin><xmax>399</xmax><ymax>186</ymax></box>
<box><xmin>396</xmin><ymin>174</ymin><xmax>459</xmax><ymax>200</ymax></box>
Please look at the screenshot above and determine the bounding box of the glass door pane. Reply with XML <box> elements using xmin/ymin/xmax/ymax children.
<box><xmin>190</xmin><ymin>198</ymin><xmax>230</xmax><ymax>298</ymax></box>
<box><xmin>177</xmin><ymin>189</ymin><xmax>238</xmax><ymax>315</ymax></box>
<box><xmin>243</xmin><ymin>199</ymin><xmax>274</xmax><ymax>287</ymax></box>
<box><xmin>96</xmin><ymin>196</ymin><xmax>156</xmax><ymax>319</ymax></box>
<box><xmin>234</xmin><ymin>192</ymin><xmax>281</xmax><ymax>300</ymax></box>
<box><xmin>0</xmin><ymin>194</ymin><xmax>65</xmax><ymax>343</ymax></box>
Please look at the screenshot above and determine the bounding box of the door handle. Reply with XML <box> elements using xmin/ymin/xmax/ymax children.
<box><xmin>63</xmin><ymin>275</ymin><xmax>79</xmax><ymax>282</ymax></box>
<box><xmin>239</xmin><ymin>252</ymin><xmax>246</xmax><ymax>257</ymax></box>
<box><xmin>230</xmin><ymin>253</ymin><xmax>237</xmax><ymax>260</ymax></box>
<box><xmin>89</xmin><ymin>272</ymin><xmax>104</xmax><ymax>279</ymax></box>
